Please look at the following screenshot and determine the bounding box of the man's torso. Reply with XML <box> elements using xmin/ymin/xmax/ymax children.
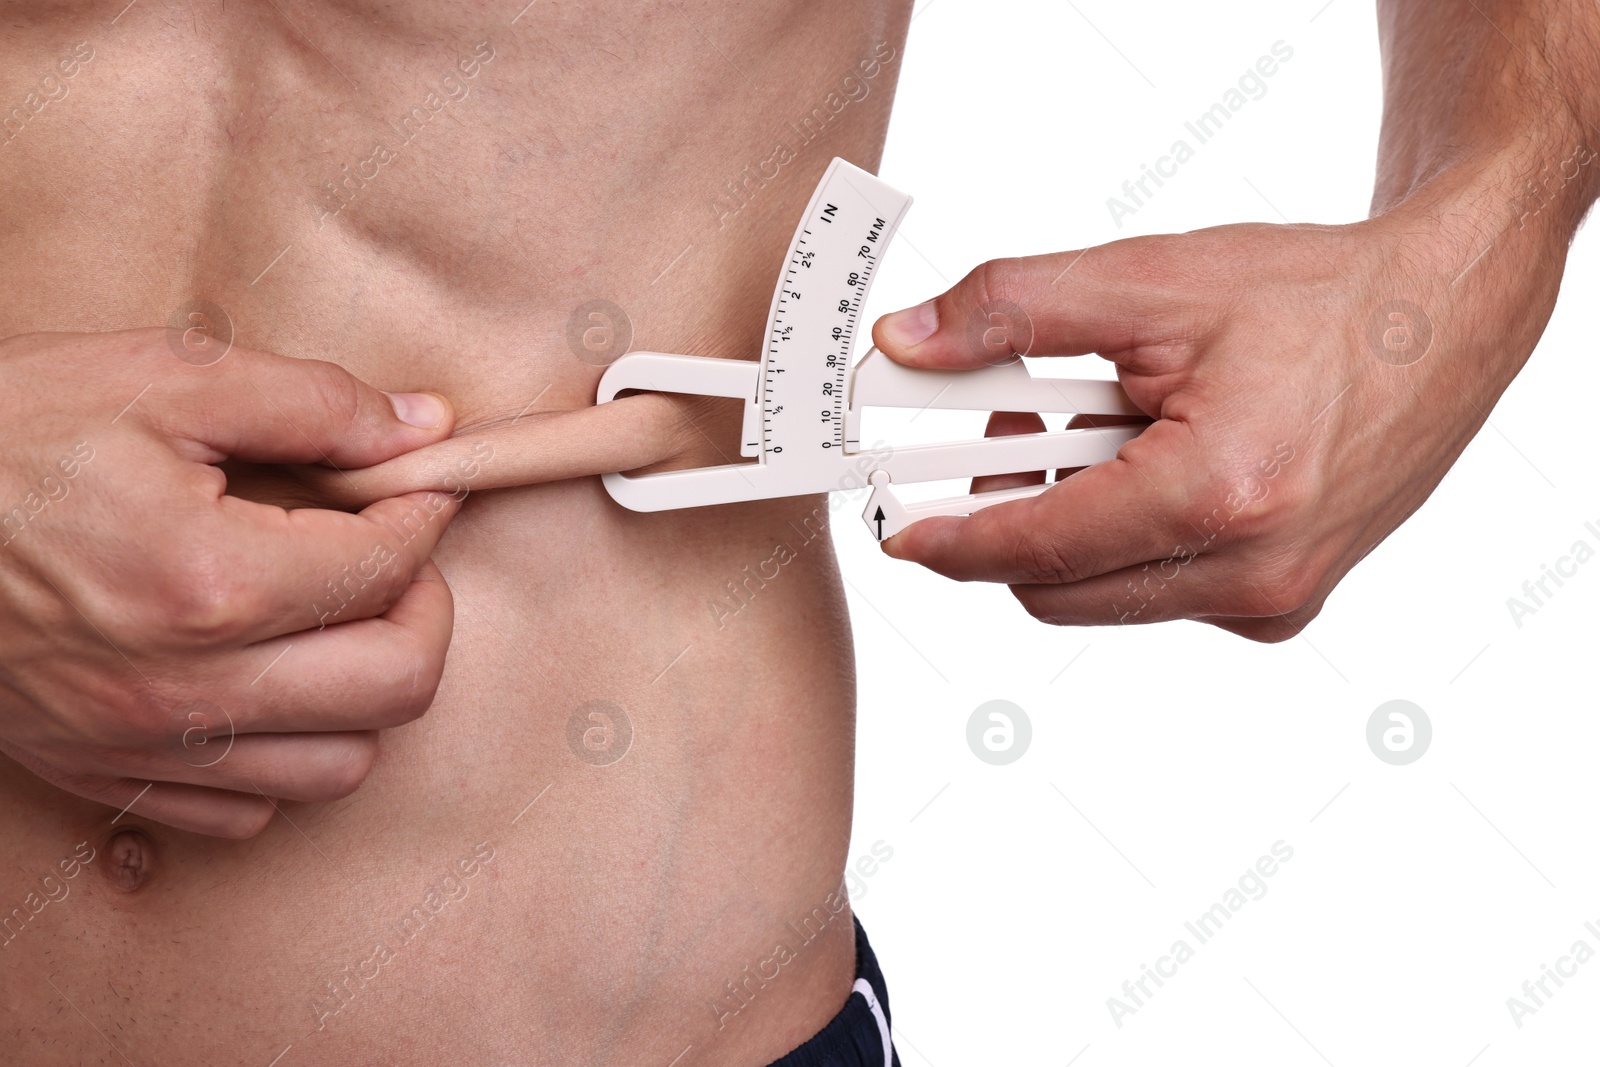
<box><xmin>0</xmin><ymin>2</ymin><xmax>909</xmax><ymax>1062</ymax></box>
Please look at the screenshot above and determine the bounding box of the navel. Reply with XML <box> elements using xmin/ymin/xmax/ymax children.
<box><xmin>101</xmin><ymin>828</ymin><xmax>155</xmax><ymax>893</ymax></box>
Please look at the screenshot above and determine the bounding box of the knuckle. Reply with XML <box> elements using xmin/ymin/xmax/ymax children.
<box><xmin>971</xmin><ymin>256</ymin><xmax>1024</xmax><ymax>308</ymax></box>
<box><xmin>1265</xmin><ymin>476</ymin><xmax>1318</xmax><ymax>537</ymax></box>
<box><xmin>302</xmin><ymin>359</ymin><xmax>365</xmax><ymax>428</ymax></box>
<box><xmin>1257</xmin><ymin>614</ymin><xmax>1311</xmax><ymax>642</ymax></box>
<box><xmin>358</xmin><ymin>550</ymin><xmax>417</xmax><ymax>616</ymax></box>
<box><xmin>377</xmin><ymin>633</ymin><xmax>447</xmax><ymax>726</ymax></box>
<box><xmin>219</xmin><ymin>801</ymin><xmax>278</xmax><ymax>839</ymax></box>
<box><xmin>1188</xmin><ymin>460</ymin><xmax>1277</xmax><ymax>548</ymax></box>
<box><xmin>1243</xmin><ymin>555</ymin><xmax>1322</xmax><ymax>617</ymax></box>
<box><xmin>1216</xmin><ymin>616</ymin><xmax>1305</xmax><ymax>644</ymax></box>
<box><xmin>315</xmin><ymin>736</ymin><xmax>378</xmax><ymax>801</ymax></box>
<box><xmin>157</xmin><ymin>558</ymin><xmax>258</xmax><ymax>644</ymax></box>
<box><xmin>117</xmin><ymin>687</ymin><xmax>177</xmax><ymax>741</ymax></box>
<box><xmin>1010</xmin><ymin>525</ymin><xmax>1089</xmax><ymax>586</ymax></box>
<box><xmin>1012</xmin><ymin>585</ymin><xmax>1068</xmax><ymax>627</ymax></box>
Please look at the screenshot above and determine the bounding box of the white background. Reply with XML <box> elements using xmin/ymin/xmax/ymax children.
<box><xmin>842</xmin><ymin>2</ymin><xmax>1600</xmax><ymax>1065</ymax></box>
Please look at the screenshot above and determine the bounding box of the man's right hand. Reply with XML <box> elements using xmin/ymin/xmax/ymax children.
<box><xmin>0</xmin><ymin>329</ymin><xmax>462</xmax><ymax>838</ymax></box>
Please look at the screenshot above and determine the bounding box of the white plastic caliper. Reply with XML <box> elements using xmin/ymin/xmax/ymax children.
<box><xmin>595</xmin><ymin>158</ymin><xmax>1144</xmax><ymax>540</ymax></box>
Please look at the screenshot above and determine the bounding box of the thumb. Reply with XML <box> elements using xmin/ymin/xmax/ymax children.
<box><xmin>871</xmin><ymin>246</ymin><xmax>1166</xmax><ymax>370</ymax></box>
<box><xmin>163</xmin><ymin>345</ymin><xmax>458</xmax><ymax>469</ymax></box>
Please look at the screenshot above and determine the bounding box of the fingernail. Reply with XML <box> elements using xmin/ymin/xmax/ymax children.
<box><xmin>386</xmin><ymin>391</ymin><xmax>445</xmax><ymax>428</ymax></box>
<box><xmin>880</xmin><ymin>300</ymin><xmax>938</xmax><ymax>349</ymax></box>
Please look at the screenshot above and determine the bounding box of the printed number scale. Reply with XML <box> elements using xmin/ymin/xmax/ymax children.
<box><xmin>595</xmin><ymin>158</ymin><xmax>1145</xmax><ymax>540</ymax></box>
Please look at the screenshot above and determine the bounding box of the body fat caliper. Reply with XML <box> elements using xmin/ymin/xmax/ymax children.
<box><xmin>595</xmin><ymin>158</ymin><xmax>1146</xmax><ymax>540</ymax></box>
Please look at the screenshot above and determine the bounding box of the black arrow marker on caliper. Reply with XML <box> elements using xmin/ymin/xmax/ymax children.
<box><xmin>873</xmin><ymin>506</ymin><xmax>885</xmax><ymax>541</ymax></box>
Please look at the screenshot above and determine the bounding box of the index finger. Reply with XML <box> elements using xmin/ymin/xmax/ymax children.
<box><xmin>168</xmin><ymin>487</ymin><xmax>465</xmax><ymax>647</ymax></box>
<box><xmin>883</xmin><ymin>420</ymin><xmax>1198</xmax><ymax>586</ymax></box>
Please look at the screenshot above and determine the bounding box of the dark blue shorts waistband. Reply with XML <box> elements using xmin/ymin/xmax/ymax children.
<box><xmin>763</xmin><ymin>916</ymin><xmax>899</xmax><ymax>1067</ymax></box>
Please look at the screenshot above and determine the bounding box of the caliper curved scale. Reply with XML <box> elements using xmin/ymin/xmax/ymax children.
<box><xmin>595</xmin><ymin>158</ymin><xmax>1145</xmax><ymax>541</ymax></box>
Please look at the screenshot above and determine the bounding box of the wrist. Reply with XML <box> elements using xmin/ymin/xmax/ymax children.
<box><xmin>1365</xmin><ymin>133</ymin><xmax>1592</xmax><ymax>313</ymax></box>
<box><xmin>1372</xmin><ymin>97</ymin><xmax>1598</xmax><ymax>252</ymax></box>
<box><xmin>1388</xmin><ymin>142</ymin><xmax>1591</xmax><ymax>248</ymax></box>
<box><xmin>1352</xmin><ymin>140</ymin><xmax>1584</xmax><ymax>396</ymax></box>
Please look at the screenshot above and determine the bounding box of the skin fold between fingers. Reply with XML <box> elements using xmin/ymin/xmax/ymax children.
<box><xmin>236</xmin><ymin>393</ymin><xmax>692</xmax><ymax>510</ymax></box>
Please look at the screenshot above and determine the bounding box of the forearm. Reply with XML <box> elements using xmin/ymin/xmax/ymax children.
<box><xmin>1373</xmin><ymin>0</ymin><xmax>1600</xmax><ymax>239</ymax></box>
